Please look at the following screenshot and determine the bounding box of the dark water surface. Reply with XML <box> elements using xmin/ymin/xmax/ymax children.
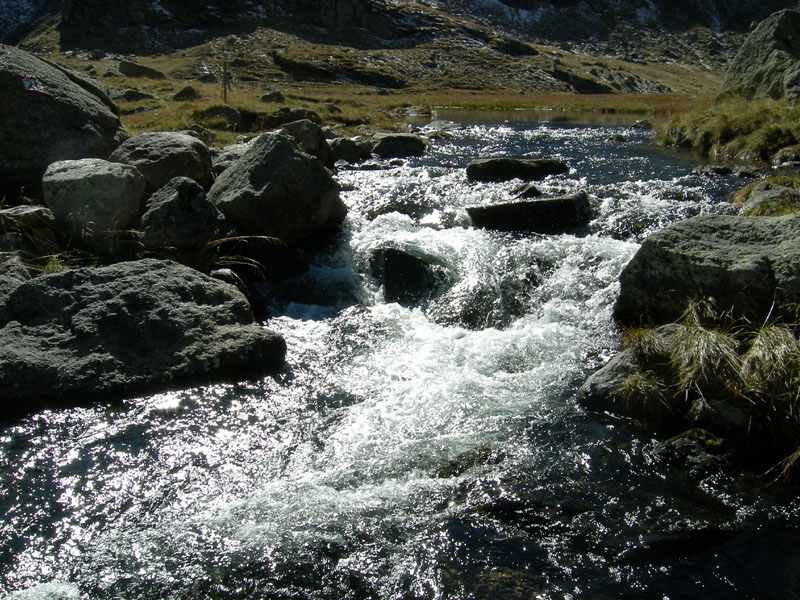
<box><xmin>2</xmin><ymin>114</ymin><xmax>799</xmax><ymax>599</ymax></box>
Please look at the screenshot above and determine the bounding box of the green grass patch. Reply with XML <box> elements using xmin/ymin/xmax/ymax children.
<box><xmin>663</xmin><ymin>97</ymin><xmax>800</xmax><ymax>162</ymax></box>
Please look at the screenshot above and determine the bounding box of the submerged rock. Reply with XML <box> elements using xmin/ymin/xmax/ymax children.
<box><xmin>109</xmin><ymin>131</ymin><xmax>213</xmax><ymax>192</ymax></box>
<box><xmin>466</xmin><ymin>157</ymin><xmax>569</xmax><ymax>182</ymax></box>
<box><xmin>467</xmin><ymin>192</ymin><xmax>591</xmax><ymax>234</ymax></box>
<box><xmin>0</xmin><ymin>45</ymin><xmax>128</xmax><ymax>201</ymax></box>
<box><xmin>208</xmin><ymin>133</ymin><xmax>345</xmax><ymax>246</ymax></box>
<box><xmin>0</xmin><ymin>259</ymin><xmax>286</xmax><ymax>412</ymax></box>
<box><xmin>614</xmin><ymin>213</ymin><xmax>800</xmax><ymax>326</ymax></box>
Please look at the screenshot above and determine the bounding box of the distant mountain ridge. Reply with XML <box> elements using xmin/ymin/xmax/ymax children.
<box><xmin>421</xmin><ymin>0</ymin><xmax>796</xmax><ymax>38</ymax></box>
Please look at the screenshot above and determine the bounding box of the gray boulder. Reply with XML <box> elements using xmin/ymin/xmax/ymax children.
<box><xmin>42</xmin><ymin>158</ymin><xmax>145</xmax><ymax>238</ymax></box>
<box><xmin>738</xmin><ymin>181</ymin><xmax>800</xmax><ymax>215</ymax></box>
<box><xmin>0</xmin><ymin>45</ymin><xmax>128</xmax><ymax>201</ymax></box>
<box><xmin>109</xmin><ymin>131</ymin><xmax>213</xmax><ymax>192</ymax></box>
<box><xmin>140</xmin><ymin>177</ymin><xmax>231</xmax><ymax>252</ymax></box>
<box><xmin>208</xmin><ymin>133</ymin><xmax>345</xmax><ymax>246</ymax></box>
<box><xmin>0</xmin><ymin>205</ymin><xmax>60</xmax><ymax>256</ymax></box>
<box><xmin>371</xmin><ymin>133</ymin><xmax>426</xmax><ymax>159</ymax></box>
<box><xmin>118</xmin><ymin>59</ymin><xmax>166</xmax><ymax>79</ymax></box>
<box><xmin>467</xmin><ymin>192</ymin><xmax>591</xmax><ymax>234</ymax></box>
<box><xmin>211</xmin><ymin>142</ymin><xmax>250</xmax><ymax>176</ymax></box>
<box><xmin>279</xmin><ymin>119</ymin><xmax>334</xmax><ymax>168</ymax></box>
<box><xmin>172</xmin><ymin>86</ymin><xmax>201</xmax><ymax>101</ymax></box>
<box><xmin>614</xmin><ymin>214</ymin><xmax>800</xmax><ymax>326</ymax></box>
<box><xmin>719</xmin><ymin>9</ymin><xmax>800</xmax><ymax>101</ymax></box>
<box><xmin>0</xmin><ymin>258</ymin><xmax>286</xmax><ymax>412</ymax></box>
<box><xmin>466</xmin><ymin>157</ymin><xmax>569</xmax><ymax>182</ymax></box>
<box><xmin>197</xmin><ymin>105</ymin><xmax>244</xmax><ymax>130</ymax></box>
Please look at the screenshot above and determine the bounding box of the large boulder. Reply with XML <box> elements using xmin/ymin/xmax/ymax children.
<box><xmin>0</xmin><ymin>258</ymin><xmax>286</xmax><ymax>412</ymax></box>
<box><xmin>279</xmin><ymin>119</ymin><xmax>334</xmax><ymax>168</ymax></box>
<box><xmin>0</xmin><ymin>45</ymin><xmax>128</xmax><ymax>201</ymax></box>
<box><xmin>140</xmin><ymin>177</ymin><xmax>231</xmax><ymax>252</ymax></box>
<box><xmin>467</xmin><ymin>192</ymin><xmax>591</xmax><ymax>234</ymax></box>
<box><xmin>614</xmin><ymin>214</ymin><xmax>800</xmax><ymax>326</ymax></box>
<box><xmin>330</xmin><ymin>136</ymin><xmax>371</xmax><ymax>164</ymax></box>
<box><xmin>466</xmin><ymin>157</ymin><xmax>569</xmax><ymax>182</ymax></box>
<box><xmin>207</xmin><ymin>133</ymin><xmax>345</xmax><ymax>246</ymax></box>
<box><xmin>719</xmin><ymin>9</ymin><xmax>800</xmax><ymax>101</ymax></box>
<box><xmin>118</xmin><ymin>59</ymin><xmax>166</xmax><ymax>79</ymax></box>
<box><xmin>42</xmin><ymin>158</ymin><xmax>145</xmax><ymax>238</ymax></box>
<box><xmin>371</xmin><ymin>133</ymin><xmax>427</xmax><ymax>159</ymax></box>
<box><xmin>109</xmin><ymin>131</ymin><xmax>213</xmax><ymax>192</ymax></box>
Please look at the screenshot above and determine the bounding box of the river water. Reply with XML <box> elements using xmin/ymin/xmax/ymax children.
<box><xmin>2</xmin><ymin>114</ymin><xmax>799</xmax><ymax>599</ymax></box>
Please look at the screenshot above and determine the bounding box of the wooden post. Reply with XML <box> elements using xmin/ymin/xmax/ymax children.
<box><xmin>222</xmin><ymin>61</ymin><xmax>229</xmax><ymax>104</ymax></box>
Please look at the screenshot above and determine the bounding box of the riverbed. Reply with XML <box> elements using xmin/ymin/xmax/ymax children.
<box><xmin>2</xmin><ymin>113</ymin><xmax>799</xmax><ymax>599</ymax></box>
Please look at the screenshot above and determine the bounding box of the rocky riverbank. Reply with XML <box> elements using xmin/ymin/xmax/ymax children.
<box><xmin>0</xmin><ymin>44</ymin><xmax>443</xmax><ymax>416</ymax></box>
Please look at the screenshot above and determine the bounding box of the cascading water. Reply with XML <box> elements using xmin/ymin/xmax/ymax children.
<box><xmin>2</xmin><ymin>113</ymin><xmax>799</xmax><ymax>599</ymax></box>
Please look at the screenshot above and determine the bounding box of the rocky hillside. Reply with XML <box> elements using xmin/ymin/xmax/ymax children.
<box><xmin>2</xmin><ymin>0</ymin><xmax>795</xmax><ymax>62</ymax></box>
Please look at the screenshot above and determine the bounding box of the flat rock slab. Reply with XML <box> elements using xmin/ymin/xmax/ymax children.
<box><xmin>0</xmin><ymin>258</ymin><xmax>286</xmax><ymax>412</ymax></box>
<box><xmin>466</xmin><ymin>158</ymin><xmax>569</xmax><ymax>182</ymax></box>
<box><xmin>467</xmin><ymin>192</ymin><xmax>591</xmax><ymax>234</ymax></box>
<box><xmin>614</xmin><ymin>213</ymin><xmax>800</xmax><ymax>326</ymax></box>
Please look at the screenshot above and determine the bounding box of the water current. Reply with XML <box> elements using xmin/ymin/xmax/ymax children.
<box><xmin>2</xmin><ymin>112</ymin><xmax>800</xmax><ymax>599</ymax></box>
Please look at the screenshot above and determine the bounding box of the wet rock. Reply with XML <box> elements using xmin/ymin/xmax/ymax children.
<box><xmin>613</xmin><ymin>214</ymin><xmax>800</xmax><ymax>326</ymax></box>
<box><xmin>648</xmin><ymin>429</ymin><xmax>730</xmax><ymax>477</ymax></box>
<box><xmin>370</xmin><ymin>246</ymin><xmax>452</xmax><ymax>306</ymax></box>
<box><xmin>720</xmin><ymin>9</ymin><xmax>800</xmax><ymax>101</ymax></box>
<box><xmin>118</xmin><ymin>59</ymin><xmax>165</xmax><ymax>79</ymax></box>
<box><xmin>513</xmin><ymin>183</ymin><xmax>542</xmax><ymax>198</ymax></box>
<box><xmin>371</xmin><ymin>133</ymin><xmax>426</xmax><ymax>158</ymax></box>
<box><xmin>279</xmin><ymin>119</ymin><xmax>334</xmax><ymax>168</ymax></box>
<box><xmin>172</xmin><ymin>85</ymin><xmax>201</xmax><ymax>101</ymax></box>
<box><xmin>208</xmin><ymin>133</ymin><xmax>345</xmax><ymax>246</ymax></box>
<box><xmin>0</xmin><ymin>45</ymin><xmax>128</xmax><ymax>201</ymax></box>
<box><xmin>576</xmin><ymin>349</ymin><xmax>677</xmax><ymax>425</ymax></box>
<box><xmin>431</xmin><ymin>274</ymin><xmax>533</xmax><ymax>330</ymax></box>
<box><xmin>109</xmin><ymin>131</ymin><xmax>213</xmax><ymax>192</ymax></box>
<box><xmin>42</xmin><ymin>158</ymin><xmax>145</xmax><ymax>238</ymax></box>
<box><xmin>466</xmin><ymin>192</ymin><xmax>591</xmax><ymax>234</ymax></box>
<box><xmin>466</xmin><ymin>157</ymin><xmax>569</xmax><ymax>182</ymax></box>
<box><xmin>738</xmin><ymin>181</ymin><xmax>800</xmax><ymax>215</ymax></box>
<box><xmin>692</xmin><ymin>164</ymin><xmax>733</xmax><ymax>177</ymax></box>
<box><xmin>632</xmin><ymin>119</ymin><xmax>653</xmax><ymax>130</ymax></box>
<box><xmin>330</xmin><ymin>136</ymin><xmax>372</xmax><ymax>164</ymax></box>
<box><xmin>434</xmin><ymin>444</ymin><xmax>505</xmax><ymax>478</ymax></box>
<box><xmin>140</xmin><ymin>177</ymin><xmax>231</xmax><ymax>252</ymax></box>
<box><xmin>0</xmin><ymin>259</ymin><xmax>286</xmax><ymax>412</ymax></box>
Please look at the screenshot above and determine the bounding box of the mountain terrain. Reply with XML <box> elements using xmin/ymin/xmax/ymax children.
<box><xmin>1</xmin><ymin>0</ymin><xmax>798</xmax><ymax>140</ymax></box>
